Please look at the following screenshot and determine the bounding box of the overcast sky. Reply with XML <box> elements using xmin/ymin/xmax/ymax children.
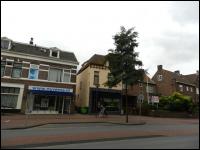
<box><xmin>1</xmin><ymin>1</ymin><xmax>199</xmax><ymax>77</ymax></box>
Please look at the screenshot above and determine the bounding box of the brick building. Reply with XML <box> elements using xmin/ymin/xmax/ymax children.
<box><xmin>1</xmin><ymin>37</ymin><xmax>79</xmax><ymax>114</ymax></box>
<box><xmin>152</xmin><ymin>65</ymin><xmax>199</xmax><ymax>103</ymax></box>
<box><xmin>128</xmin><ymin>73</ymin><xmax>157</xmax><ymax>104</ymax></box>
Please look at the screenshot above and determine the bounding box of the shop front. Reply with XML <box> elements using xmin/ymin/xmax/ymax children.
<box><xmin>27</xmin><ymin>86</ymin><xmax>73</xmax><ymax>114</ymax></box>
<box><xmin>89</xmin><ymin>88</ymin><xmax>122</xmax><ymax>114</ymax></box>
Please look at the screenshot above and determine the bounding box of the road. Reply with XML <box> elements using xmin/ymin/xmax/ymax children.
<box><xmin>31</xmin><ymin>135</ymin><xmax>199</xmax><ymax>149</ymax></box>
<box><xmin>1</xmin><ymin>122</ymin><xmax>199</xmax><ymax>149</ymax></box>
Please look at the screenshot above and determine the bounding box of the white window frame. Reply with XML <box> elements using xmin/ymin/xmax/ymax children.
<box><xmin>6</xmin><ymin>59</ymin><xmax>14</xmax><ymax>66</ymax></box>
<box><xmin>1</xmin><ymin>82</ymin><xmax>24</xmax><ymax>109</ymax></box>
<box><xmin>157</xmin><ymin>75</ymin><xmax>163</xmax><ymax>81</ymax></box>
<box><xmin>196</xmin><ymin>88</ymin><xmax>199</xmax><ymax>95</ymax></box>
<box><xmin>50</xmin><ymin>50</ymin><xmax>60</xmax><ymax>58</ymax></box>
<box><xmin>179</xmin><ymin>84</ymin><xmax>183</xmax><ymax>92</ymax></box>
<box><xmin>28</xmin><ymin>64</ymin><xmax>39</xmax><ymax>80</ymax></box>
<box><xmin>186</xmin><ymin>86</ymin><xmax>189</xmax><ymax>91</ymax></box>
<box><xmin>63</xmin><ymin>69</ymin><xmax>71</xmax><ymax>83</ymax></box>
<box><xmin>190</xmin><ymin>87</ymin><xmax>193</xmax><ymax>92</ymax></box>
<box><xmin>1</xmin><ymin>39</ymin><xmax>11</xmax><ymax>50</ymax></box>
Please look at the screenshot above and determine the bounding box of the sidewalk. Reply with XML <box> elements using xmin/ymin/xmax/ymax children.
<box><xmin>2</xmin><ymin>114</ymin><xmax>198</xmax><ymax>130</ymax></box>
<box><xmin>1</xmin><ymin>114</ymin><xmax>147</xmax><ymax>130</ymax></box>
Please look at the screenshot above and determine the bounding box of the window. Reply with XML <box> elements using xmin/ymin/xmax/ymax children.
<box><xmin>6</xmin><ymin>60</ymin><xmax>13</xmax><ymax>66</ymax></box>
<box><xmin>93</xmin><ymin>71</ymin><xmax>99</xmax><ymax>86</ymax></box>
<box><xmin>52</xmin><ymin>51</ymin><xmax>58</xmax><ymax>57</ymax></box>
<box><xmin>186</xmin><ymin>86</ymin><xmax>189</xmax><ymax>91</ymax></box>
<box><xmin>1</xmin><ymin>40</ymin><xmax>10</xmax><ymax>49</ymax></box>
<box><xmin>28</xmin><ymin>64</ymin><xmax>39</xmax><ymax>80</ymax></box>
<box><xmin>190</xmin><ymin>87</ymin><xmax>193</xmax><ymax>92</ymax></box>
<box><xmin>1</xmin><ymin>61</ymin><xmax>6</xmax><ymax>77</ymax></box>
<box><xmin>50</xmin><ymin>49</ymin><xmax>60</xmax><ymax>58</ymax></box>
<box><xmin>108</xmin><ymin>73</ymin><xmax>112</xmax><ymax>82</ymax></box>
<box><xmin>63</xmin><ymin>70</ymin><xmax>70</xmax><ymax>83</ymax></box>
<box><xmin>1</xmin><ymin>87</ymin><xmax>20</xmax><ymax>109</ymax></box>
<box><xmin>179</xmin><ymin>84</ymin><xmax>183</xmax><ymax>92</ymax></box>
<box><xmin>80</xmin><ymin>81</ymin><xmax>82</xmax><ymax>90</ymax></box>
<box><xmin>146</xmin><ymin>86</ymin><xmax>154</xmax><ymax>93</ymax></box>
<box><xmin>70</xmin><ymin>74</ymin><xmax>76</xmax><ymax>83</ymax></box>
<box><xmin>139</xmin><ymin>83</ymin><xmax>143</xmax><ymax>87</ymax></box>
<box><xmin>157</xmin><ymin>75</ymin><xmax>163</xmax><ymax>81</ymax></box>
<box><xmin>12</xmin><ymin>63</ymin><xmax>22</xmax><ymax>78</ymax></box>
<box><xmin>48</xmin><ymin>68</ymin><xmax>62</xmax><ymax>82</ymax></box>
<box><xmin>196</xmin><ymin>88</ymin><xmax>199</xmax><ymax>95</ymax></box>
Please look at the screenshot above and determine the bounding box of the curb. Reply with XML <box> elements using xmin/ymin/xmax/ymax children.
<box><xmin>1</xmin><ymin>121</ymin><xmax>146</xmax><ymax>130</ymax></box>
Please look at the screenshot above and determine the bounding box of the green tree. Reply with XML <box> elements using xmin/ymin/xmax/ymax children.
<box><xmin>106</xmin><ymin>26</ymin><xmax>144</xmax><ymax>123</ymax></box>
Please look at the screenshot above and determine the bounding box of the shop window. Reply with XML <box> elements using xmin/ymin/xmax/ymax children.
<box><xmin>48</xmin><ymin>68</ymin><xmax>62</xmax><ymax>82</ymax></box>
<box><xmin>12</xmin><ymin>63</ymin><xmax>22</xmax><ymax>78</ymax></box>
<box><xmin>1</xmin><ymin>87</ymin><xmax>20</xmax><ymax>109</ymax></box>
<box><xmin>28</xmin><ymin>64</ymin><xmax>39</xmax><ymax>80</ymax></box>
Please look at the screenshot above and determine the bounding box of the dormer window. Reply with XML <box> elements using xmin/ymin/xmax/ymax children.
<box><xmin>1</xmin><ymin>39</ymin><xmax>11</xmax><ymax>50</ymax></box>
<box><xmin>52</xmin><ymin>51</ymin><xmax>58</xmax><ymax>57</ymax></box>
<box><xmin>49</xmin><ymin>48</ymin><xmax>60</xmax><ymax>58</ymax></box>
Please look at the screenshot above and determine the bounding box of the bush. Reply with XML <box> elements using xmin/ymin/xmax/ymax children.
<box><xmin>159</xmin><ymin>92</ymin><xmax>193</xmax><ymax>112</ymax></box>
<box><xmin>80</xmin><ymin>107</ymin><xmax>88</xmax><ymax>114</ymax></box>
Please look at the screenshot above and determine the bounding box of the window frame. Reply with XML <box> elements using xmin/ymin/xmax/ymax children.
<box><xmin>11</xmin><ymin>62</ymin><xmax>22</xmax><ymax>78</ymax></box>
<box><xmin>93</xmin><ymin>71</ymin><xmax>100</xmax><ymax>86</ymax></box>
<box><xmin>157</xmin><ymin>75</ymin><xmax>163</xmax><ymax>81</ymax></box>
<box><xmin>28</xmin><ymin>64</ymin><xmax>39</xmax><ymax>80</ymax></box>
<box><xmin>179</xmin><ymin>84</ymin><xmax>183</xmax><ymax>92</ymax></box>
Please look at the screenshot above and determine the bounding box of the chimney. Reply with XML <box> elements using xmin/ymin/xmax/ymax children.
<box><xmin>197</xmin><ymin>70</ymin><xmax>199</xmax><ymax>75</ymax></box>
<box><xmin>174</xmin><ymin>70</ymin><xmax>180</xmax><ymax>75</ymax></box>
<box><xmin>157</xmin><ymin>65</ymin><xmax>162</xmax><ymax>71</ymax></box>
<box><xmin>29</xmin><ymin>37</ymin><xmax>33</xmax><ymax>45</ymax></box>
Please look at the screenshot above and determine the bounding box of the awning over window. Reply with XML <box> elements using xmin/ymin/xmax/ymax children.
<box><xmin>28</xmin><ymin>86</ymin><xmax>73</xmax><ymax>96</ymax></box>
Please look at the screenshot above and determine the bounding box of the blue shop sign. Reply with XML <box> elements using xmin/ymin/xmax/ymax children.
<box><xmin>29</xmin><ymin>86</ymin><xmax>73</xmax><ymax>96</ymax></box>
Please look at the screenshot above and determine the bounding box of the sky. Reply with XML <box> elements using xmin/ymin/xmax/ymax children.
<box><xmin>1</xmin><ymin>1</ymin><xmax>199</xmax><ymax>77</ymax></box>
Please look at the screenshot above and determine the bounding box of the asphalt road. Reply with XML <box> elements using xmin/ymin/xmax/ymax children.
<box><xmin>1</xmin><ymin>123</ymin><xmax>198</xmax><ymax>139</ymax></box>
<box><xmin>2</xmin><ymin>122</ymin><xmax>199</xmax><ymax>149</ymax></box>
<box><xmin>31</xmin><ymin>135</ymin><xmax>199</xmax><ymax>149</ymax></box>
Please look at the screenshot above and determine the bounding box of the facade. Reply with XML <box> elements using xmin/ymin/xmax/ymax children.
<box><xmin>1</xmin><ymin>37</ymin><xmax>79</xmax><ymax>114</ymax></box>
<box><xmin>76</xmin><ymin>54</ymin><xmax>123</xmax><ymax>114</ymax></box>
<box><xmin>127</xmin><ymin>73</ymin><xmax>157</xmax><ymax>104</ymax></box>
<box><xmin>152</xmin><ymin>65</ymin><xmax>199</xmax><ymax>103</ymax></box>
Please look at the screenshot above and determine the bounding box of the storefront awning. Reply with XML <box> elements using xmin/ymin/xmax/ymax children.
<box><xmin>29</xmin><ymin>86</ymin><xmax>73</xmax><ymax>96</ymax></box>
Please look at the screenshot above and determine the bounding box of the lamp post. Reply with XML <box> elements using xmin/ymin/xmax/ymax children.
<box><xmin>95</xmin><ymin>83</ymin><xmax>99</xmax><ymax>116</ymax></box>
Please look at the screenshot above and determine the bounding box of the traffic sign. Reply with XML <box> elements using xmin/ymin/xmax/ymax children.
<box><xmin>137</xmin><ymin>94</ymin><xmax>144</xmax><ymax>102</ymax></box>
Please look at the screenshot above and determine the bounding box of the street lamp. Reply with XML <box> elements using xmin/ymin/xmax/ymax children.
<box><xmin>95</xmin><ymin>83</ymin><xmax>100</xmax><ymax>116</ymax></box>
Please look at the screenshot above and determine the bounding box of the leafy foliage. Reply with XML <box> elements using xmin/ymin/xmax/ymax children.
<box><xmin>105</xmin><ymin>26</ymin><xmax>144</xmax><ymax>87</ymax></box>
<box><xmin>159</xmin><ymin>92</ymin><xmax>193</xmax><ymax>112</ymax></box>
